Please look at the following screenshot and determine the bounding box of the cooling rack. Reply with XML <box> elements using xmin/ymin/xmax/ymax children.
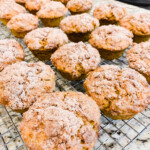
<box><xmin>0</xmin><ymin>0</ymin><xmax>150</xmax><ymax>149</ymax></box>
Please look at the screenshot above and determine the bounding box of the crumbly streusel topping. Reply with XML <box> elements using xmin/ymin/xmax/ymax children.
<box><xmin>37</xmin><ymin>1</ymin><xmax>68</xmax><ymax>19</ymax></box>
<box><xmin>7</xmin><ymin>13</ymin><xmax>38</xmax><ymax>32</ymax></box>
<box><xmin>24</xmin><ymin>27</ymin><xmax>68</xmax><ymax>51</ymax></box>
<box><xmin>0</xmin><ymin>61</ymin><xmax>55</xmax><ymax>111</ymax></box>
<box><xmin>93</xmin><ymin>3</ymin><xmax>126</xmax><ymax>21</ymax></box>
<box><xmin>119</xmin><ymin>13</ymin><xmax>150</xmax><ymax>36</ymax></box>
<box><xmin>0</xmin><ymin>0</ymin><xmax>26</xmax><ymax>19</ymax></box>
<box><xmin>89</xmin><ymin>25</ymin><xmax>133</xmax><ymax>51</ymax></box>
<box><xmin>60</xmin><ymin>13</ymin><xmax>99</xmax><ymax>34</ymax></box>
<box><xmin>25</xmin><ymin>0</ymin><xmax>49</xmax><ymax>11</ymax></box>
<box><xmin>51</xmin><ymin>42</ymin><xmax>101</xmax><ymax>79</ymax></box>
<box><xmin>127</xmin><ymin>41</ymin><xmax>150</xmax><ymax>76</ymax></box>
<box><xmin>0</xmin><ymin>39</ymin><xmax>25</xmax><ymax>71</ymax></box>
<box><xmin>84</xmin><ymin>65</ymin><xmax>149</xmax><ymax>116</ymax></box>
<box><xmin>67</xmin><ymin>0</ymin><xmax>93</xmax><ymax>13</ymax></box>
<box><xmin>20</xmin><ymin>92</ymin><xmax>100</xmax><ymax>150</ymax></box>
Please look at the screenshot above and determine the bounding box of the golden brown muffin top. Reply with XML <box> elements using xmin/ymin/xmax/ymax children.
<box><xmin>51</xmin><ymin>42</ymin><xmax>101</xmax><ymax>79</ymax></box>
<box><xmin>67</xmin><ymin>0</ymin><xmax>93</xmax><ymax>13</ymax></box>
<box><xmin>119</xmin><ymin>13</ymin><xmax>150</xmax><ymax>36</ymax></box>
<box><xmin>15</xmin><ymin>0</ymin><xmax>26</xmax><ymax>3</ymax></box>
<box><xmin>0</xmin><ymin>0</ymin><xmax>26</xmax><ymax>19</ymax></box>
<box><xmin>89</xmin><ymin>25</ymin><xmax>133</xmax><ymax>51</ymax></box>
<box><xmin>24</xmin><ymin>27</ymin><xmax>68</xmax><ymax>51</ymax></box>
<box><xmin>7</xmin><ymin>13</ymin><xmax>38</xmax><ymax>32</ymax></box>
<box><xmin>25</xmin><ymin>0</ymin><xmax>50</xmax><ymax>11</ymax></box>
<box><xmin>84</xmin><ymin>65</ymin><xmax>150</xmax><ymax>115</ymax></box>
<box><xmin>37</xmin><ymin>1</ymin><xmax>68</xmax><ymax>19</ymax></box>
<box><xmin>20</xmin><ymin>92</ymin><xmax>100</xmax><ymax>150</ymax></box>
<box><xmin>93</xmin><ymin>3</ymin><xmax>126</xmax><ymax>21</ymax></box>
<box><xmin>0</xmin><ymin>39</ymin><xmax>25</xmax><ymax>71</ymax></box>
<box><xmin>0</xmin><ymin>61</ymin><xmax>55</xmax><ymax>112</ymax></box>
<box><xmin>127</xmin><ymin>41</ymin><xmax>150</xmax><ymax>76</ymax></box>
<box><xmin>60</xmin><ymin>13</ymin><xmax>99</xmax><ymax>33</ymax></box>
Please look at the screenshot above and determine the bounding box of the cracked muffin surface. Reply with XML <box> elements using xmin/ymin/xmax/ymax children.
<box><xmin>0</xmin><ymin>61</ymin><xmax>55</xmax><ymax>113</ymax></box>
<box><xmin>24</xmin><ymin>27</ymin><xmax>68</xmax><ymax>51</ymax></box>
<box><xmin>60</xmin><ymin>13</ymin><xmax>99</xmax><ymax>34</ymax></box>
<box><xmin>84</xmin><ymin>65</ymin><xmax>150</xmax><ymax>120</ymax></box>
<box><xmin>89</xmin><ymin>25</ymin><xmax>133</xmax><ymax>51</ymax></box>
<box><xmin>119</xmin><ymin>13</ymin><xmax>150</xmax><ymax>36</ymax></box>
<box><xmin>19</xmin><ymin>91</ymin><xmax>101</xmax><ymax>150</ymax></box>
<box><xmin>51</xmin><ymin>42</ymin><xmax>101</xmax><ymax>80</ymax></box>
<box><xmin>93</xmin><ymin>3</ymin><xmax>126</xmax><ymax>21</ymax></box>
<box><xmin>127</xmin><ymin>41</ymin><xmax>150</xmax><ymax>83</ymax></box>
<box><xmin>67</xmin><ymin>0</ymin><xmax>93</xmax><ymax>13</ymax></box>
<box><xmin>7</xmin><ymin>13</ymin><xmax>38</xmax><ymax>32</ymax></box>
<box><xmin>0</xmin><ymin>39</ymin><xmax>25</xmax><ymax>71</ymax></box>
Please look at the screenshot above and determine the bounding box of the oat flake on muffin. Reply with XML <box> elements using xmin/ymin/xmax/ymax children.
<box><xmin>0</xmin><ymin>61</ymin><xmax>55</xmax><ymax>113</ymax></box>
<box><xmin>20</xmin><ymin>92</ymin><xmax>101</xmax><ymax>150</ymax></box>
<box><xmin>84</xmin><ymin>65</ymin><xmax>150</xmax><ymax>120</ymax></box>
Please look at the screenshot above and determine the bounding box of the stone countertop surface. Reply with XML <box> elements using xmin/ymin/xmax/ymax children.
<box><xmin>0</xmin><ymin>0</ymin><xmax>150</xmax><ymax>150</ymax></box>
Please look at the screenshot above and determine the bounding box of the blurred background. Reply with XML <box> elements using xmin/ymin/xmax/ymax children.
<box><xmin>117</xmin><ymin>0</ymin><xmax>150</xmax><ymax>9</ymax></box>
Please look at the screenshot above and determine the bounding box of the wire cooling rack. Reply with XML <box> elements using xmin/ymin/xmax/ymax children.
<box><xmin>0</xmin><ymin>0</ymin><xmax>150</xmax><ymax>149</ymax></box>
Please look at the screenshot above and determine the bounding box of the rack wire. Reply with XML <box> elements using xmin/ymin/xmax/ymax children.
<box><xmin>0</xmin><ymin>1</ymin><xmax>150</xmax><ymax>149</ymax></box>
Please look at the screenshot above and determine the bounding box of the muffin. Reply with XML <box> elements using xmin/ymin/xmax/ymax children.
<box><xmin>119</xmin><ymin>13</ymin><xmax>150</xmax><ymax>36</ymax></box>
<box><xmin>51</xmin><ymin>42</ymin><xmax>101</xmax><ymax>80</ymax></box>
<box><xmin>19</xmin><ymin>91</ymin><xmax>101</xmax><ymax>150</ymax></box>
<box><xmin>25</xmin><ymin>0</ymin><xmax>50</xmax><ymax>13</ymax></box>
<box><xmin>89</xmin><ymin>25</ymin><xmax>133</xmax><ymax>60</ymax></box>
<box><xmin>55</xmin><ymin>0</ymin><xmax>70</xmax><ymax>5</ymax></box>
<box><xmin>60</xmin><ymin>13</ymin><xmax>99</xmax><ymax>42</ymax></box>
<box><xmin>24</xmin><ymin>27</ymin><xmax>68</xmax><ymax>60</ymax></box>
<box><xmin>0</xmin><ymin>39</ymin><xmax>25</xmax><ymax>71</ymax></box>
<box><xmin>93</xmin><ymin>3</ymin><xmax>126</xmax><ymax>24</ymax></box>
<box><xmin>127</xmin><ymin>41</ymin><xmax>150</xmax><ymax>83</ymax></box>
<box><xmin>66</xmin><ymin>0</ymin><xmax>93</xmax><ymax>14</ymax></box>
<box><xmin>84</xmin><ymin>65</ymin><xmax>150</xmax><ymax>120</ymax></box>
<box><xmin>37</xmin><ymin>1</ymin><xmax>68</xmax><ymax>27</ymax></box>
<box><xmin>0</xmin><ymin>61</ymin><xmax>55</xmax><ymax>113</ymax></box>
<box><xmin>0</xmin><ymin>0</ymin><xmax>26</xmax><ymax>25</ymax></box>
<box><xmin>7</xmin><ymin>13</ymin><xmax>38</xmax><ymax>38</ymax></box>
<box><xmin>15</xmin><ymin>0</ymin><xmax>26</xmax><ymax>4</ymax></box>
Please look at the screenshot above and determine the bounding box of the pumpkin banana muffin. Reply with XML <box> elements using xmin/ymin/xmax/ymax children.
<box><xmin>19</xmin><ymin>91</ymin><xmax>101</xmax><ymax>150</ymax></box>
<box><xmin>60</xmin><ymin>13</ymin><xmax>99</xmax><ymax>42</ymax></box>
<box><xmin>0</xmin><ymin>39</ymin><xmax>25</xmax><ymax>71</ymax></box>
<box><xmin>37</xmin><ymin>1</ymin><xmax>68</xmax><ymax>27</ymax></box>
<box><xmin>0</xmin><ymin>0</ymin><xmax>26</xmax><ymax>25</ymax></box>
<box><xmin>25</xmin><ymin>0</ymin><xmax>50</xmax><ymax>13</ymax></box>
<box><xmin>51</xmin><ymin>42</ymin><xmax>101</xmax><ymax>80</ymax></box>
<box><xmin>119</xmin><ymin>13</ymin><xmax>150</xmax><ymax>36</ymax></box>
<box><xmin>93</xmin><ymin>3</ymin><xmax>126</xmax><ymax>23</ymax></box>
<box><xmin>24</xmin><ymin>27</ymin><xmax>68</xmax><ymax>60</ymax></box>
<box><xmin>89</xmin><ymin>25</ymin><xmax>133</xmax><ymax>60</ymax></box>
<box><xmin>66</xmin><ymin>0</ymin><xmax>93</xmax><ymax>14</ymax></box>
<box><xmin>127</xmin><ymin>41</ymin><xmax>150</xmax><ymax>83</ymax></box>
<box><xmin>0</xmin><ymin>61</ymin><xmax>55</xmax><ymax>113</ymax></box>
<box><xmin>84</xmin><ymin>65</ymin><xmax>150</xmax><ymax>120</ymax></box>
<box><xmin>7</xmin><ymin>13</ymin><xmax>38</xmax><ymax>38</ymax></box>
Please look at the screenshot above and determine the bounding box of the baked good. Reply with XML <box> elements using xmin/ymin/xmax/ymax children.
<box><xmin>51</xmin><ymin>42</ymin><xmax>101</xmax><ymax>80</ymax></box>
<box><xmin>19</xmin><ymin>91</ymin><xmax>101</xmax><ymax>149</ymax></box>
<box><xmin>0</xmin><ymin>0</ymin><xmax>26</xmax><ymax>25</ymax></box>
<box><xmin>55</xmin><ymin>0</ymin><xmax>70</xmax><ymax>5</ymax></box>
<box><xmin>119</xmin><ymin>13</ymin><xmax>150</xmax><ymax>36</ymax></box>
<box><xmin>37</xmin><ymin>1</ymin><xmax>68</xmax><ymax>27</ymax></box>
<box><xmin>84</xmin><ymin>65</ymin><xmax>150</xmax><ymax>120</ymax></box>
<box><xmin>0</xmin><ymin>39</ymin><xmax>25</xmax><ymax>71</ymax></box>
<box><xmin>127</xmin><ymin>41</ymin><xmax>150</xmax><ymax>83</ymax></box>
<box><xmin>24</xmin><ymin>27</ymin><xmax>68</xmax><ymax>60</ymax></box>
<box><xmin>67</xmin><ymin>0</ymin><xmax>93</xmax><ymax>14</ymax></box>
<box><xmin>60</xmin><ymin>13</ymin><xmax>99</xmax><ymax>42</ymax></box>
<box><xmin>89</xmin><ymin>25</ymin><xmax>133</xmax><ymax>60</ymax></box>
<box><xmin>25</xmin><ymin>0</ymin><xmax>50</xmax><ymax>13</ymax></box>
<box><xmin>0</xmin><ymin>61</ymin><xmax>55</xmax><ymax>113</ymax></box>
<box><xmin>93</xmin><ymin>3</ymin><xmax>126</xmax><ymax>22</ymax></box>
<box><xmin>15</xmin><ymin>0</ymin><xmax>26</xmax><ymax>4</ymax></box>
